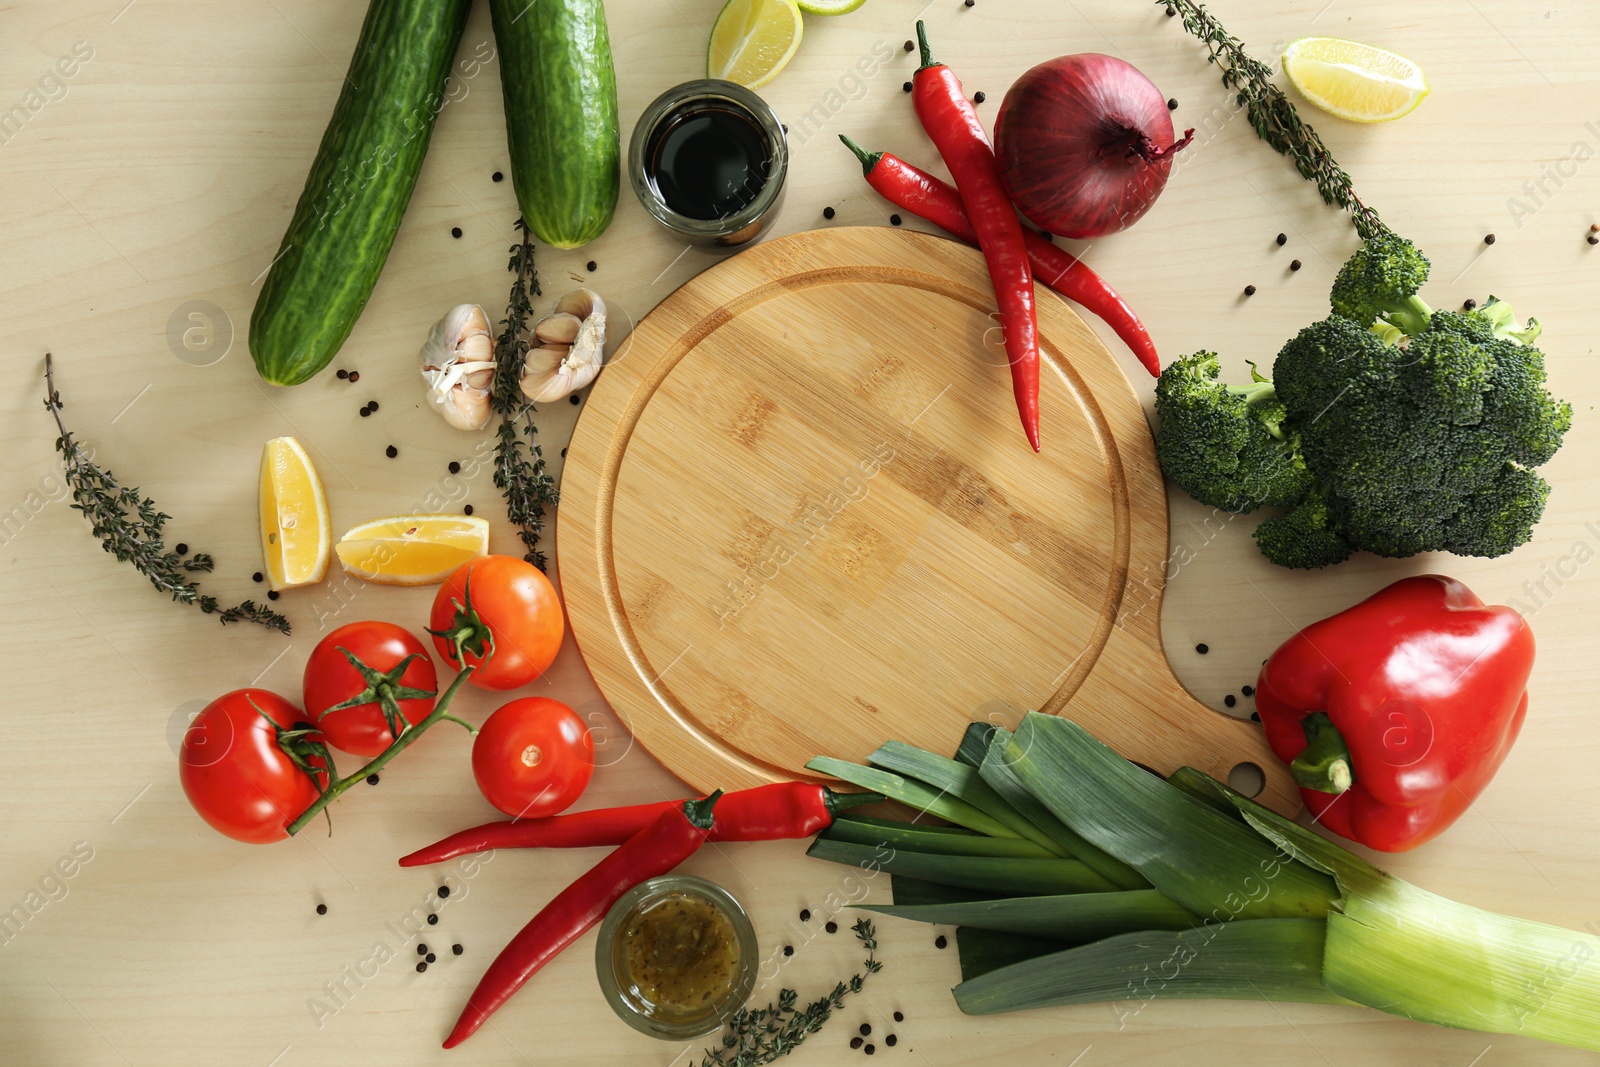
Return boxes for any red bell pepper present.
[1255,575,1534,852]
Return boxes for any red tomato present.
[429,556,564,691]
[304,621,438,756]
[178,689,328,844]
[472,698,594,817]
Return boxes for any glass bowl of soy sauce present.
[629,80,788,248]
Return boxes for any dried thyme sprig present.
[43,354,291,634]
[490,219,559,571]
[698,918,882,1067]
[1159,0,1390,241]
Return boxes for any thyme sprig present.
[698,918,882,1067]
[43,354,291,634]
[490,219,559,571]
[1160,0,1390,241]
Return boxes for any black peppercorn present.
[893,1011,904,1022]
[452,944,463,955]
[1224,694,1237,708]
[337,369,349,380]
[886,1034,898,1047]
[438,885,450,898]
[492,171,503,182]
[316,903,327,915]
[1589,235,1599,245]
[1196,643,1209,654]
[889,214,902,226]
[1250,710,1262,722]
[451,227,463,239]
[860,1024,871,1036]
[367,401,379,412]
[934,935,948,949]
[448,461,461,474]
[175,543,188,555]
[902,81,912,93]
[826,921,838,934]
[426,953,436,963]
[904,40,914,52]
[418,944,428,956]
[416,962,427,973]
[385,445,398,458]
[1290,259,1302,271]
[366,774,379,786]
[851,1038,864,1050]
[569,394,581,405]
[864,1044,875,1055]
[267,590,280,601]
[973,91,986,104]
[427,913,438,925]
[1484,233,1496,245]
[1276,233,1287,246]
[252,572,263,583]
[359,407,371,417]
[1241,684,1255,696]
[463,504,474,516]
[587,260,597,272]
[823,206,835,220]
[964,0,975,6]
[1167,98,1178,110]
[1463,298,1478,310]
[1243,285,1256,296]
[560,447,568,458]
[783,945,794,957]
[800,908,811,921]
[347,371,360,383]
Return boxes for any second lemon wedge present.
[334,514,490,586]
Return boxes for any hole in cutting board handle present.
[1227,762,1265,798]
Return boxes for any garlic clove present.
[534,312,582,345]
[421,303,497,431]
[520,289,607,404]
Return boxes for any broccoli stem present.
[1383,295,1433,337]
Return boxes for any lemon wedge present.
[1282,37,1429,123]
[796,0,865,13]
[334,514,490,586]
[708,0,803,89]
[259,436,329,591]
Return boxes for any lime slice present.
[796,0,866,13]
[708,0,803,89]
[1282,37,1429,123]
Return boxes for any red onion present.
[994,54,1193,240]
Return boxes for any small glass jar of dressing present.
[596,874,758,1039]
[628,80,788,249]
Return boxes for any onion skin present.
[995,54,1193,240]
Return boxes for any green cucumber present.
[250,0,470,387]
[490,0,619,248]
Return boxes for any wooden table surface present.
[3,2,1598,1065]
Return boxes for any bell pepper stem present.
[1290,712,1354,794]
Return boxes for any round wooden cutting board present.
[558,227,1298,815]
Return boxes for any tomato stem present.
[286,664,478,837]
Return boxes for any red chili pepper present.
[442,791,722,1048]
[399,782,879,867]
[839,135,1160,378]
[1255,576,1535,852]
[912,20,1041,451]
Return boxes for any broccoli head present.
[1153,351,1311,513]
[1253,494,1353,570]
[1272,302,1570,561]
[1329,232,1433,336]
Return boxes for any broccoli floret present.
[1153,351,1311,513]
[1253,494,1353,570]
[1329,232,1433,335]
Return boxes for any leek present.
[825,815,1056,859]
[804,756,1021,839]
[868,740,1068,857]
[956,927,1072,981]
[860,888,1199,941]
[806,838,1118,895]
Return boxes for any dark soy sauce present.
[646,104,770,221]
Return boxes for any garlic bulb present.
[421,304,497,431]
[521,289,606,404]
